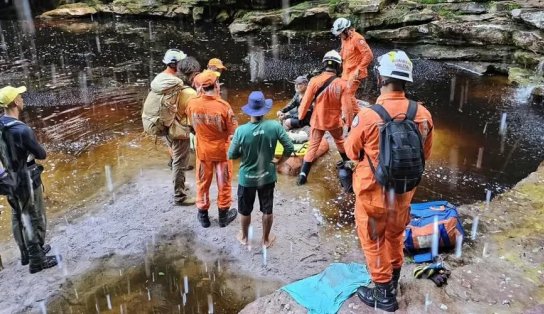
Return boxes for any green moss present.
[507,2,522,10]
[438,8,455,19]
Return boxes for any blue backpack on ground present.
[404,201,465,263]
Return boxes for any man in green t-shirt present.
[228,91,294,248]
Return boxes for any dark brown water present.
[0,16,543,312]
[47,249,280,314]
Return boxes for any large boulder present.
[228,21,259,34]
[429,20,514,45]
[512,30,544,54]
[368,20,514,46]
[360,6,437,29]
[513,50,544,69]
[347,0,388,14]
[39,3,96,19]
[405,44,514,62]
[511,9,544,30]
[432,2,488,15]
[228,2,331,35]
[508,67,544,85]
[367,24,431,42]
[96,2,193,18]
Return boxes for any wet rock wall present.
[29,0,544,101]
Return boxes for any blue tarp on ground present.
[281,262,371,314]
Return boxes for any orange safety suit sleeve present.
[341,83,358,127]
[225,106,238,136]
[354,37,373,79]
[424,130,433,159]
[417,103,434,160]
[298,78,319,121]
[344,109,369,161]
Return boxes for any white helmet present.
[331,18,351,36]
[162,48,187,65]
[375,50,413,82]
[322,50,342,65]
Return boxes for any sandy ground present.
[241,162,544,314]
[0,155,542,313]
[0,163,342,313]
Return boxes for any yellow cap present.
[0,86,26,107]
[208,58,226,70]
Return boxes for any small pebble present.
[440,304,448,311]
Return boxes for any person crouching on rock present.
[296,50,356,185]
[228,91,294,248]
[0,85,58,273]
[186,70,238,228]
[276,75,310,130]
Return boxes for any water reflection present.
[0,16,541,241]
[48,252,280,313]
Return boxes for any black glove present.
[414,263,451,287]
[428,270,450,287]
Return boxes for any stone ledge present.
[39,3,97,19]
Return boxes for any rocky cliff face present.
[39,0,544,98]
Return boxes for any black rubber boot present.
[21,250,29,266]
[29,256,58,274]
[357,281,399,312]
[392,268,401,295]
[42,244,51,254]
[218,208,237,228]
[28,245,58,274]
[197,209,211,228]
[339,152,349,162]
[297,161,313,185]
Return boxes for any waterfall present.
[536,59,544,77]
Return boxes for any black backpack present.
[0,120,21,196]
[364,100,425,194]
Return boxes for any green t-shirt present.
[228,119,294,187]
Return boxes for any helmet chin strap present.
[376,75,407,92]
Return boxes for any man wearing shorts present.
[228,91,294,247]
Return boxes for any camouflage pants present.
[8,182,47,257]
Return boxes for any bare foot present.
[263,234,276,248]
[236,231,248,246]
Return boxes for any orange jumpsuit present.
[298,71,356,163]
[186,94,238,210]
[340,31,373,121]
[344,91,433,283]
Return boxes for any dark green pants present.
[169,138,191,203]
[8,183,47,258]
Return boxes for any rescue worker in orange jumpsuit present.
[331,18,373,122]
[344,50,433,312]
[296,50,356,185]
[186,70,238,228]
[207,58,229,99]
